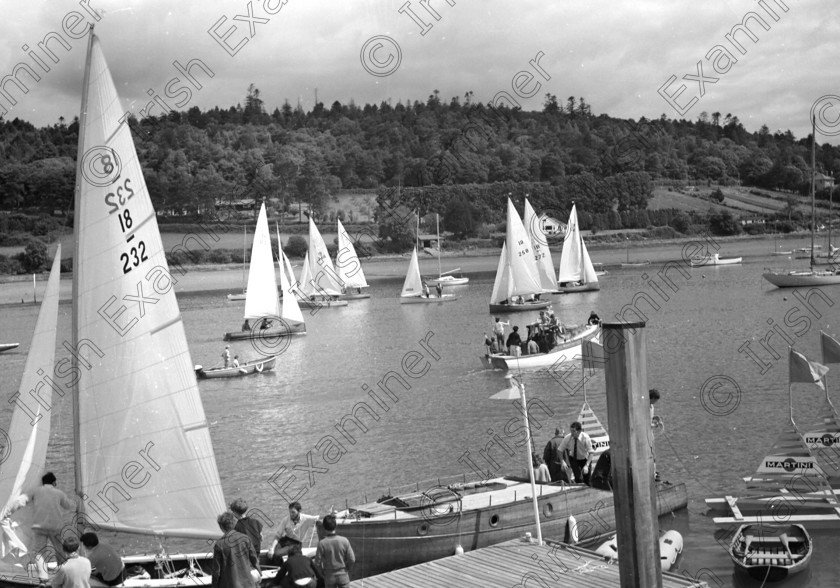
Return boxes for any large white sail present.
[557,204,598,286]
[505,199,543,297]
[0,248,62,563]
[244,203,281,320]
[523,198,557,291]
[336,219,368,289]
[401,248,423,298]
[277,228,304,325]
[299,251,312,294]
[72,33,224,538]
[489,242,509,305]
[302,217,343,296]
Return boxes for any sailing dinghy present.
[555,204,600,293]
[298,218,348,308]
[336,219,371,300]
[0,30,283,585]
[224,203,305,339]
[488,199,551,313]
[522,198,557,293]
[426,214,469,287]
[400,248,457,304]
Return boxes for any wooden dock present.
[349,537,707,588]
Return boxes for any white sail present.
[558,204,598,286]
[523,198,557,291]
[302,217,343,296]
[244,203,281,320]
[277,228,304,325]
[336,219,368,289]
[0,248,62,563]
[489,242,510,305]
[299,251,312,294]
[401,248,424,298]
[72,33,224,538]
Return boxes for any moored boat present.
[729,524,812,582]
[0,343,19,353]
[485,323,600,370]
[594,530,683,572]
[427,213,470,288]
[336,218,371,299]
[400,248,457,304]
[195,355,277,379]
[689,253,742,267]
[326,476,687,579]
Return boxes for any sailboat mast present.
[437,213,441,278]
[810,115,816,268]
[72,27,96,503]
[242,226,246,290]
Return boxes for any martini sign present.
[803,431,840,449]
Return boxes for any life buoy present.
[255,362,264,373]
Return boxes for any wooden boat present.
[400,248,457,304]
[195,355,277,379]
[554,204,600,293]
[223,204,305,339]
[522,199,557,292]
[594,530,683,571]
[489,199,550,313]
[729,524,812,581]
[0,31,286,586]
[485,324,600,370]
[336,218,371,299]
[689,253,742,267]
[764,118,840,287]
[326,476,687,579]
[0,343,19,353]
[298,297,349,308]
[426,213,470,288]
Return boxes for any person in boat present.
[435,282,443,297]
[315,514,355,588]
[589,449,612,491]
[538,311,549,326]
[211,511,258,588]
[273,543,319,588]
[493,317,509,350]
[543,428,569,483]
[3,471,77,581]
[51,537,92,588]
[483,333,499,355]
[261,318,272,330]
[222,345,231,368]
[506,326,522,357]
[233,355,240,368]
[530,454,551,484]
[587,311,601,326]
[423,283,430,298]
[80,532,125,587]
[559,422,594,484]
[229,498,263,560]
[526,336,539,355]
[242,319,251,332]
[269,502,320,562]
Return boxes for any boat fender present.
[255,362,263,373]
[564,515,579,545]
[659,530,683,572]
[454,544,464,555]
[595,534,618,559]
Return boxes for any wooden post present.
[602,321,661,588]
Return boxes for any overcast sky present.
[2,0,838,144]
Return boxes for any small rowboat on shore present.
[195,355,277,379]
[729,524,812,582]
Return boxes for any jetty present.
[349,537,707,588]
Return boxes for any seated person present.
[242,319,251,332]
[526,338,539,355]
[232,355,240,368]
[589,449,612,491]
[529,455,551,484]
[273,544,319,588]
[587,311,601,326]
[80,532,124,586]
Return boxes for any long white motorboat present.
[484,323,600,369]
[0,30,283,586]
[689,253,742,267]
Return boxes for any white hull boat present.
[690,253,742,267]
[485,324,600,369]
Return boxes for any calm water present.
[2,246,839,586]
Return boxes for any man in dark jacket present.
[542,428,568,482]
[506,326,522,356]
[273,544,319,588]
[212,511,258,588]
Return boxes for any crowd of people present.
[0,473,356,588]
[484,310,601,357]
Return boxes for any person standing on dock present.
[560,422,594,484]
[542,428,568,483]
[269,502,320,562]
[315,514,355,588]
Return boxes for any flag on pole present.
[789,349,829,389]
[821,331,840,365]
[581,339,607,371]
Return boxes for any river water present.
[1,240,839,587]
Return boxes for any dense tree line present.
[2,88,839,221]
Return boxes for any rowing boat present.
[729,524,812,581]
[195,355,277,379]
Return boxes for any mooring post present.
[602,321,661,588]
